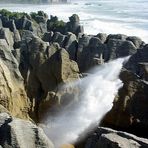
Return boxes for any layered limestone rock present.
[0,28,14,48]
[77,36,105,72]
[102,69,148,137]
[1,11,148,148]
[25,36,80,120]
[0,39,30,119]
[0,112,54,148]
[125,44,148,81]
[65,14,84,36]
[77,127,148,148]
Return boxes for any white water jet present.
[43,57,127,148]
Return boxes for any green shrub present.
[0,9,28,19]
[47,15,66,33]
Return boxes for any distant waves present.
[1,0,148,42]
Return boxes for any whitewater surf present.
[42,57,128,147]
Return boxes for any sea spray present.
[43,57,128,147]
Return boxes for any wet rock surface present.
[76,127,148,148]
[0,112,54,148]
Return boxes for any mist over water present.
[43,58,127,147]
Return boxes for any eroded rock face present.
[0,39,30,119]
[25,36,80,120]
[126,36,145,49]
[0,28,14,48]
[0,112,54,148]
[77,36,105,72]
[65,14,84,36]
[0,19,2,28]
[79,127,148,148]
[105,39,137,61]
[1,12,148,147]
[125,44,148,81]
[102,70,148,137]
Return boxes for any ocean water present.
[0,0,148,42]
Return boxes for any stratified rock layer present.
[82,127,148,148]
[0,37,30,120]
[0,112,54,148]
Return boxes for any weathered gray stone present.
[65,32,78,60]
[27,37,80,120]
[107,34,127,41]
[0,28,14,47]
[0,39,30,119]
[52,32,66,47]
[66,14,84,36]
[106,39,137,60]
[102,69,148,137]
[95,33,107,43]
[77,36,104,72]
[124,44,148,80]
[0,18,2,28]
[126,36,145,48]
[84,127,148,148]
[0,113,54,148]
[42,31,54,42]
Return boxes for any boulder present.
[106,39,137,61]
[37,11,48,18]
[9,19,16,32]
[0,16,9,28]
[107,34,127,41]
[0,18,2,27]
[33,11,48,24]
[35,16,47,23]
[35,22,47,37]
[26,37,80,120]
[42,31,54,43]
[77,36,104,72]
[126,36,145,48]
[13,29,21,42]
[138,63,148,81]
[16,16,33,31]
[0,112,54,148]
[66,14,84,36]
[80,127,148,148]
[27,37,79,95]
[64,32,78,60]
[52,32,66,47]
[20,30,34,42]
[0,28,14,48]
[124,44,148,80]
[95,33,107,43]
[102,70,148,137]
[77,34,90,52]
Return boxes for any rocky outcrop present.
[0,39,30,119]
[125,44,148,81]
[0,112,54,148]
[0,28,14,48]
[77,36,104,72]
[24,36,80,120]
[1,11,148,148]
[77,33,143,72]
[65,14,84,36]
[0,18,2,28]
[105,39,137,61]
[102,69,148,137]
[77,127,148,148]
